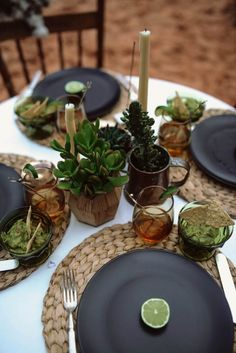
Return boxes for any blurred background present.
[0,0,236,105]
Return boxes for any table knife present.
[215,253,236,324]
[0,259,19,271]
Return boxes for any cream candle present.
[138,29,150,112]
[65,103,77,156]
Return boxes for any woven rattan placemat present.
[174,109,236,218]
[42,223,236,353]
[0,153,71,290]
[16,70,130,147]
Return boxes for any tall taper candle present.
[65,103,77,157]
[138,29,150,112]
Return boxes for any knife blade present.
[215,253,236,324]
[0,259,19,271]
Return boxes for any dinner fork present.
[63,269,78,353]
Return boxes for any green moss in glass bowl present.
[14,96,63,139]
[0,207,53,266]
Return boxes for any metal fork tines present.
[63,269,78,353]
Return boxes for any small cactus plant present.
[98,124,132,154]
[121,101,168,172]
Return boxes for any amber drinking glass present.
[21,160,65,220]
[132,186,174,244]
[158,116,191,157]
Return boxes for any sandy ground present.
[1,0,236,106]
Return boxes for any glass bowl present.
[14,95,61,139]
[178,201,234,261]
[0,207,53,266]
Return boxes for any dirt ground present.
[1,0,236,106]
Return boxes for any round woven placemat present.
[42,223,236,353]
[16,70,129,147]
[0,153,71,290]
[174,109,236,218]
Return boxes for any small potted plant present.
[98,123,132,154]
[121,101,190,201]
[50,119,129,226]
[155,92,206,156]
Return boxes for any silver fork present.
[63,269,78,353]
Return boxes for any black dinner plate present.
[76,249,234,353]
[33,67,121,121]
[190,114,236,187]
[0,163,27,221]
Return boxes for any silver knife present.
[0,259,19,271]
[215,253,236,324]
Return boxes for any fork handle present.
[68,312,77,353]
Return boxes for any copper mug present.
[125,145,190,202]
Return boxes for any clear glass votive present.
[132,185,174,245]
[56,94,86,133]
[178,201,234,261]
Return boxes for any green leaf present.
[160,186,178,200]
[23,163,38,178]
[108,174,129,186]
[154,105,174,117]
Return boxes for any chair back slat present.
[57,33,65,70]
[36,39,46,74]
[15,40,30,83]
[0,0,104,98]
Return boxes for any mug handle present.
[169,157,190,187]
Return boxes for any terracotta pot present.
[68,187,122,226]
[125,146,190,202]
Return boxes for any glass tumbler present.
[132,185,174,244]
[21,160,65,220]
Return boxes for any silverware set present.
[62,269,78,353]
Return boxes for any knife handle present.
[215,253,236,323]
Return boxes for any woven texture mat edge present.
[0,153,71,290]
[42,222,236,353]
[175,108,236,218]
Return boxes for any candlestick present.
[138,29,150,112]
[65,103,76,156]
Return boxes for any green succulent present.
[98,124,132,153]
[155,92,206,122]
[50,119,129,197]
[121,101,168,172]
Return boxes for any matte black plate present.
[0,163,26,221]
[190,115,236,187]
[76,249,234,353]
[33,67,121,120]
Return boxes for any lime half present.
[141,298,170,329]
[64,81,85,94]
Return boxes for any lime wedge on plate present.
[141,298,170,329]
[64,81,85,94]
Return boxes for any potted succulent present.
[121,101,190,201]
[50,119,129,226]
[98,123,133,154]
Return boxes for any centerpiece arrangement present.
[50,118,128,226]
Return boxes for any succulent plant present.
[50,119,129,197]
[98,124,132,153]
[121,101,168,172]
[155,92,206,122]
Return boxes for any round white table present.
[0,77,235,353]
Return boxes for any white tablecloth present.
[0,77,235,353]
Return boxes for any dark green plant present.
[50,119,129,197]
[155,92,206,122]
[98,124,132,153]
[121,101,168,172]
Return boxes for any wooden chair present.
[0,0,104,97]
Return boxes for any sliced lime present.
[64,81,85,94]
[141,298,170,329]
